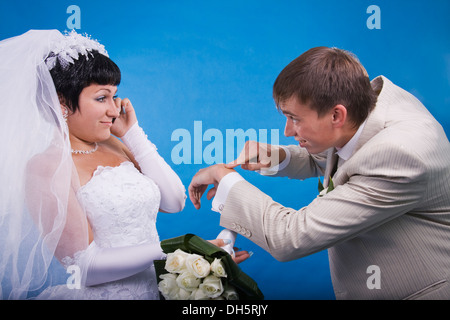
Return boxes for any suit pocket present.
[404,280,449,300]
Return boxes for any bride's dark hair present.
[49,50,121,113]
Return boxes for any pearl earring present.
[62,107,69,121]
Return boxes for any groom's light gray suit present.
[219,76,450,299]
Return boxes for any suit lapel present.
[324,148,338,188]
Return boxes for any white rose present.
[186,254,211,278]
[210,258,227,278]
[176,271,201,292]
[190,288,210,300]
[165,249,188,273]
[158,273,192,300]
[158,273,178,300]
[199,275,224,298]
[171,287,191,300]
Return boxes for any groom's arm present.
[210,145,327,214]
[196,168,327,259]
[217,143,428,262]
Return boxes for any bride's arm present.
[111,98,186,213]
[80,241,166,287]
[120,122,186,213]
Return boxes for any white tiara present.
[45,30,109,70]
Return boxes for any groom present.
[188,47,450,299]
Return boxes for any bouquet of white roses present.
[154,234,264,300]
[158,249,237,300]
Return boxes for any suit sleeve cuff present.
[212,172,244,213]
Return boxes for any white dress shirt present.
[335,120,367,167]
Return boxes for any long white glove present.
[81,230,236,287]
[121,122,186,213]
[81,241,166,287]
[216,229,237,257]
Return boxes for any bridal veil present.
[0,30,89,299]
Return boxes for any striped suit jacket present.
[219,76,450,299]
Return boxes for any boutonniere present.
[318,177,334,197]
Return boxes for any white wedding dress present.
[37,161,162,300]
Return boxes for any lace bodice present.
[36,161,163,299]
[77,161,161,248]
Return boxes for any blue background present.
[1,0,449,300]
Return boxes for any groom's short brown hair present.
[273,47,377,128]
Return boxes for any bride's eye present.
[96,96,106,102]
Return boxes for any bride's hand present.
[208,239,251,264]
[188,164,235,209]
[111,97,138,137]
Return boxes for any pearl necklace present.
[71,142,98,155]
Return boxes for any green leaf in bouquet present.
[156,233,264,300]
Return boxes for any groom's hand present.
[225,141,286,171]
[188,164,235,209]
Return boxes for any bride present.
[0,30,245,300]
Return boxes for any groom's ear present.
[331,104,347,128]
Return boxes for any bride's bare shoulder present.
[102,135,139,168]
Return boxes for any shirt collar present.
[335,120,367,161]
